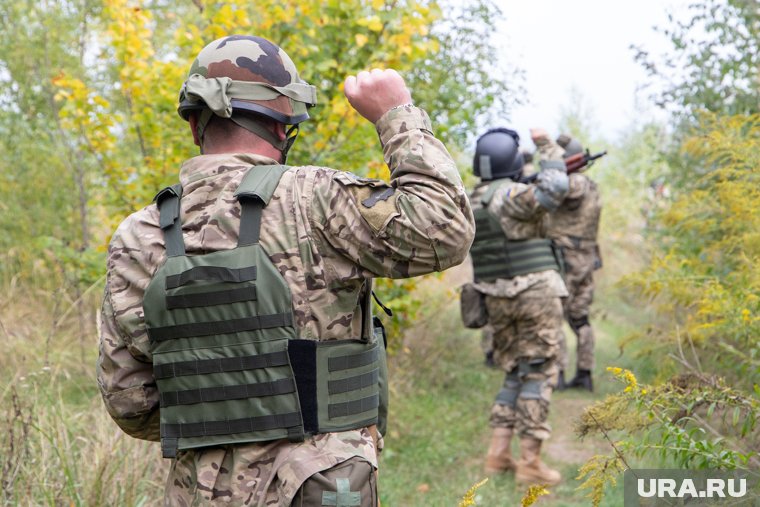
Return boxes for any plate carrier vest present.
[143,165,388,458]
[470,180,563,283]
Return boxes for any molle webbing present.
[153,350,290,379]
[159,377,297,407]
[148,312,293,342]
[165,266,257,289]
[471,203,561,282]
[161,413,303,439]
[165,286,257,310]
[144,165,386,458]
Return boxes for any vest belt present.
[158,337,383,458]
[472,238,561,282]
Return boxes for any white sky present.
[493,0,692,143]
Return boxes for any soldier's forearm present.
[375,105,474,273]
[534,136,566,162]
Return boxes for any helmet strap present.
[230,114,299,163]
[197,109,215,154]
[281,124,299,163]
[196,109,300,161]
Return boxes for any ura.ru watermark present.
[624,469,759,505]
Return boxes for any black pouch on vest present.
[460,283,488,329]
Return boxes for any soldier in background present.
[479,150,536,369]
[468,128,568,486]
[547,134,603,391]
[96,35,474,506]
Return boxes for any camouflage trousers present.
[558,246,597,371]
[485,294,563,441]
[164,429,378,506]
[481,325,494,355]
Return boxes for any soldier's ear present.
[188,113,201,147]
[274,121,287,142]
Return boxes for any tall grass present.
[0,286,164,506]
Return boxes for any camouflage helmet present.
[178,35,317,155]
[473,128,524,181]
[556,134,583,157]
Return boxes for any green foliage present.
[0,0,102,288]
[577,368,759,506]
[0,0,518,341]
[576,455,625,507]
[624,114,760,387]
[374,277,425,352]
[633,0,760,119]
[579,113,760,504]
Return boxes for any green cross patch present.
[321,478,361,506]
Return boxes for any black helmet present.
[556,134,583,157]
[473,128,524,181]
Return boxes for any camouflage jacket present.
[470,136,568,299]
[546,172,601,249]
[96,105,474,505]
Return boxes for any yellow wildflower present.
[458,478,488,507]
[521,484,550,506]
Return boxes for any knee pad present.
[517,358,547,377]
[495,368,520,408]
[569,315,590,333]
[518,378,545,400]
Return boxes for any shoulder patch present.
[362,187,395,208]
[332,172,400,233]
[350,185,400,234]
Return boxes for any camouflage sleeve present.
[487,181,545,224]
[97,289,160,440]
[566,172,589,200]
[96,215,160,441]
[310,105,475,278]
[534,134,566,161]
[530,135,569,211]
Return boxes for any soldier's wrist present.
[375,105,431,145]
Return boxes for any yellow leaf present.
[367,16,383,32]
[355,34,368,47]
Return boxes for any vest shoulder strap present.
[479,179,511,207]
[234,164,291,205]
[234,165,291,247]
[154,183,185,257]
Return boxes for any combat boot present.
[568,369,593,391]
[484,350,496,368]
[484,428,516,474]
[515,437,561,486]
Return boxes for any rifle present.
[520,149,607,184]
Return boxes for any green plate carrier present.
[471,182,563,283]
[143,165,388,458]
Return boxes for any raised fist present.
[344,69,413,124]
[530,128,550,146]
